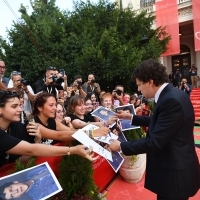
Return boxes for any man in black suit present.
[109,59,200,200]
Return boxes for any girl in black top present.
[67,95,117,129]
[0,90,97,167]
[32,92,109,143]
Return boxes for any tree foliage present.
[0,0,170,92]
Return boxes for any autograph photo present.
[110,122,127,143]
[103,144,124,173]
[115,104,140,131]
[91,106,115,122]
[0,162,62,200]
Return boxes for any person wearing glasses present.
[34,66,64,98]
[0,59,10,87]
[7,71,35,115]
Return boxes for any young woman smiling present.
[32,92,109,144]
[0,90,97,167]
[66,95,117,129]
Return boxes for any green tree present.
[0,0,169,92]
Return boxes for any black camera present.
[115,89,122,96]
[182,81,186,85]
[76,81,82,87]
[91,79,96,84]
[20,78,29,86]
[52,75,64,84]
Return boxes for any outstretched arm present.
[7,141,97,161]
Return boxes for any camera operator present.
[179,78,192,96]
[69,75,87,98]
[189,64,198,88]
[112,85,127,107]
[82,74,101,99]
[8,71,35,114]
[34,66,64,98]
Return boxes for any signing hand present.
[115,110,132,120]
[109,139,121,152]
[106,116,118,126]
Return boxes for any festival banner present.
[192,0,200,52]
[155,0,179,56]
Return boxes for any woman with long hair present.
[0,90,97,167]
[32,92,109,143]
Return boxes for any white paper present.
[72,129,113,161]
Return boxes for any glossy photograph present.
[0,162,62,200]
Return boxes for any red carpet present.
[105,147,200,200]
[105,89,200,199]
[106,89,200,200]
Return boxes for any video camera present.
[20,78,30,86]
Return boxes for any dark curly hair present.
[0,182,13,200]
[132,59,169,86]
[32,92,56,115]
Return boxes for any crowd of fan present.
[0,59,149,126]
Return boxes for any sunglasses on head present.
[11,71,21,76]
[47,66,57,70]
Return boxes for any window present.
[140,0,155,8]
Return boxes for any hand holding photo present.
[115,104,140,131]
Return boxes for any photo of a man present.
[0,163,62,200]
[115,105,140,131]
[103,144,124,172]
[110,123,127,142]
[91,106,115,121]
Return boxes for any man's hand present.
[115,110,132,120]
[106,116,118,126]
[109,139,121,152]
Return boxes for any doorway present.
[171,45,191,84]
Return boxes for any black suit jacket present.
[121,84,200,198]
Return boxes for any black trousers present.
[157,195,189,200]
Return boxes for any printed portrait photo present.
[110,122,127,143]
[115,104,140,131]
[91,106,115,122]
[0,162,62,200]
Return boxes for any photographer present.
[179,78,192,96]
[112,85,127,107]
[82,74,101,99]
[189,64,198,88]
[68,75,87,98]
[8,71,35,114]
[34,66,64,98]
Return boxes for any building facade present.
[118,0,200,83]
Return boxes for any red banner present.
[192,0,200,52]
[155,0,179,56]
